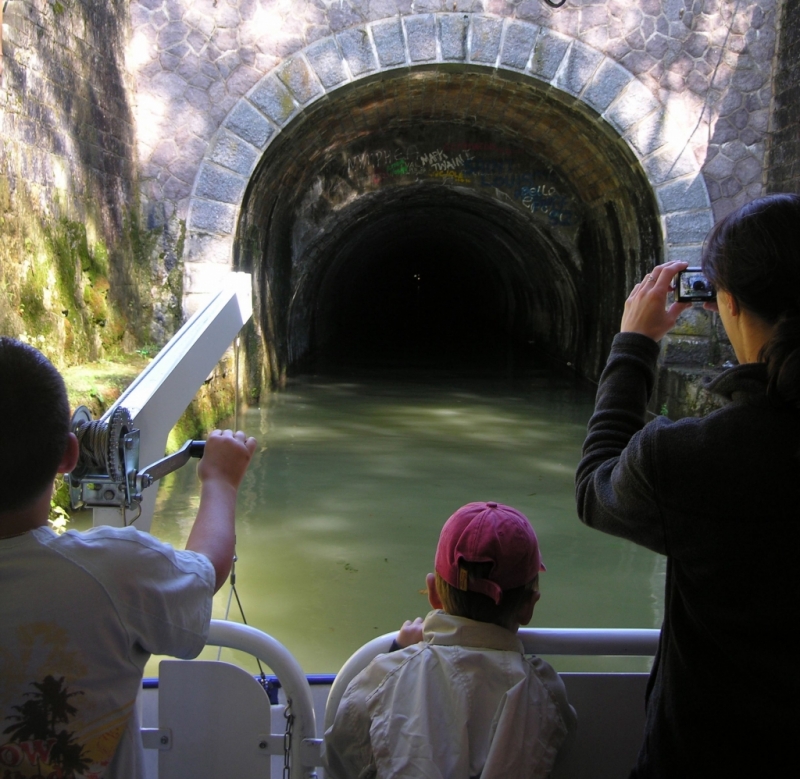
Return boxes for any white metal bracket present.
[141,728,172,751]
[301,738,323,767]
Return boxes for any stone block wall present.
[130,0,779,240]
[0,0,794,399]
[767,0,800,193]
[127,0,782,393]
[0,0,178,366]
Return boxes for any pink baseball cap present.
[435,501,545,605]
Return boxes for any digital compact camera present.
[675,268,715,302]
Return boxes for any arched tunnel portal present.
[234,67,662,385]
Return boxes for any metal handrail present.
[520,627,660,656]
[323,626,660,735]
[206,620,320,776]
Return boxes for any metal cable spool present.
[71,406,133,482]
[69,406,203,512]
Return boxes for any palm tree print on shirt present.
[3,675,90,777]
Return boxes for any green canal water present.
[86,369,664,676]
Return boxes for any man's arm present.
[185,429,256,592]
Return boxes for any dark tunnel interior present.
[310,205,540,373]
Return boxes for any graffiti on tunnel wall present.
[343,144,576,227]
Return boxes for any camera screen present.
[677,269,715,301]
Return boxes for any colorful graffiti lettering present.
[429,170,472,184]
[518,185,558,198]
[347,148,406,176]
[387,160,409,175]
[519,188,574,226]
[344,148,574,225]
[349,147,475,178]
[418,149,474,171]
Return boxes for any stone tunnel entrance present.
[234,67,662,385]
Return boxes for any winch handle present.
[138,440,205,489]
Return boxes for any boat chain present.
[221,551,295,773]
[283,701,294,779]
[228,336,294,775]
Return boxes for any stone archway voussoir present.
[184,13,715,310]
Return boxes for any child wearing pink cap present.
[325,501,576,779]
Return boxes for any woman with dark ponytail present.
[702,193,800,408]
[576,193,800,778]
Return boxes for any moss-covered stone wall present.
[0,0,181,367]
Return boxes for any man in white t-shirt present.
[0,336,256,778]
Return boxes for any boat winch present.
[68,405,204,511]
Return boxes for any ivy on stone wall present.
[0,178,174,367]
[0,0,183,366]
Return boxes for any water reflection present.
[147,372,665,675]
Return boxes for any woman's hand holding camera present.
[621,261,692,343]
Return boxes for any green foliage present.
[1,202,172,366]
[135,343,159,358]
[125,209,160,271]
[49,476,72,534]
[36,218,129,359]
[48,504,70,535]
[19,264,50,328]
[0,156,181,365]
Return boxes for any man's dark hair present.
[0,337,71,512]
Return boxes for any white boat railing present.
[145,622,660,779]
[207,620,320,770]
[323,626,660,736]
[146,620,320,779]
[520,626,660,655]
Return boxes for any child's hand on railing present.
[396,617,424,648]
